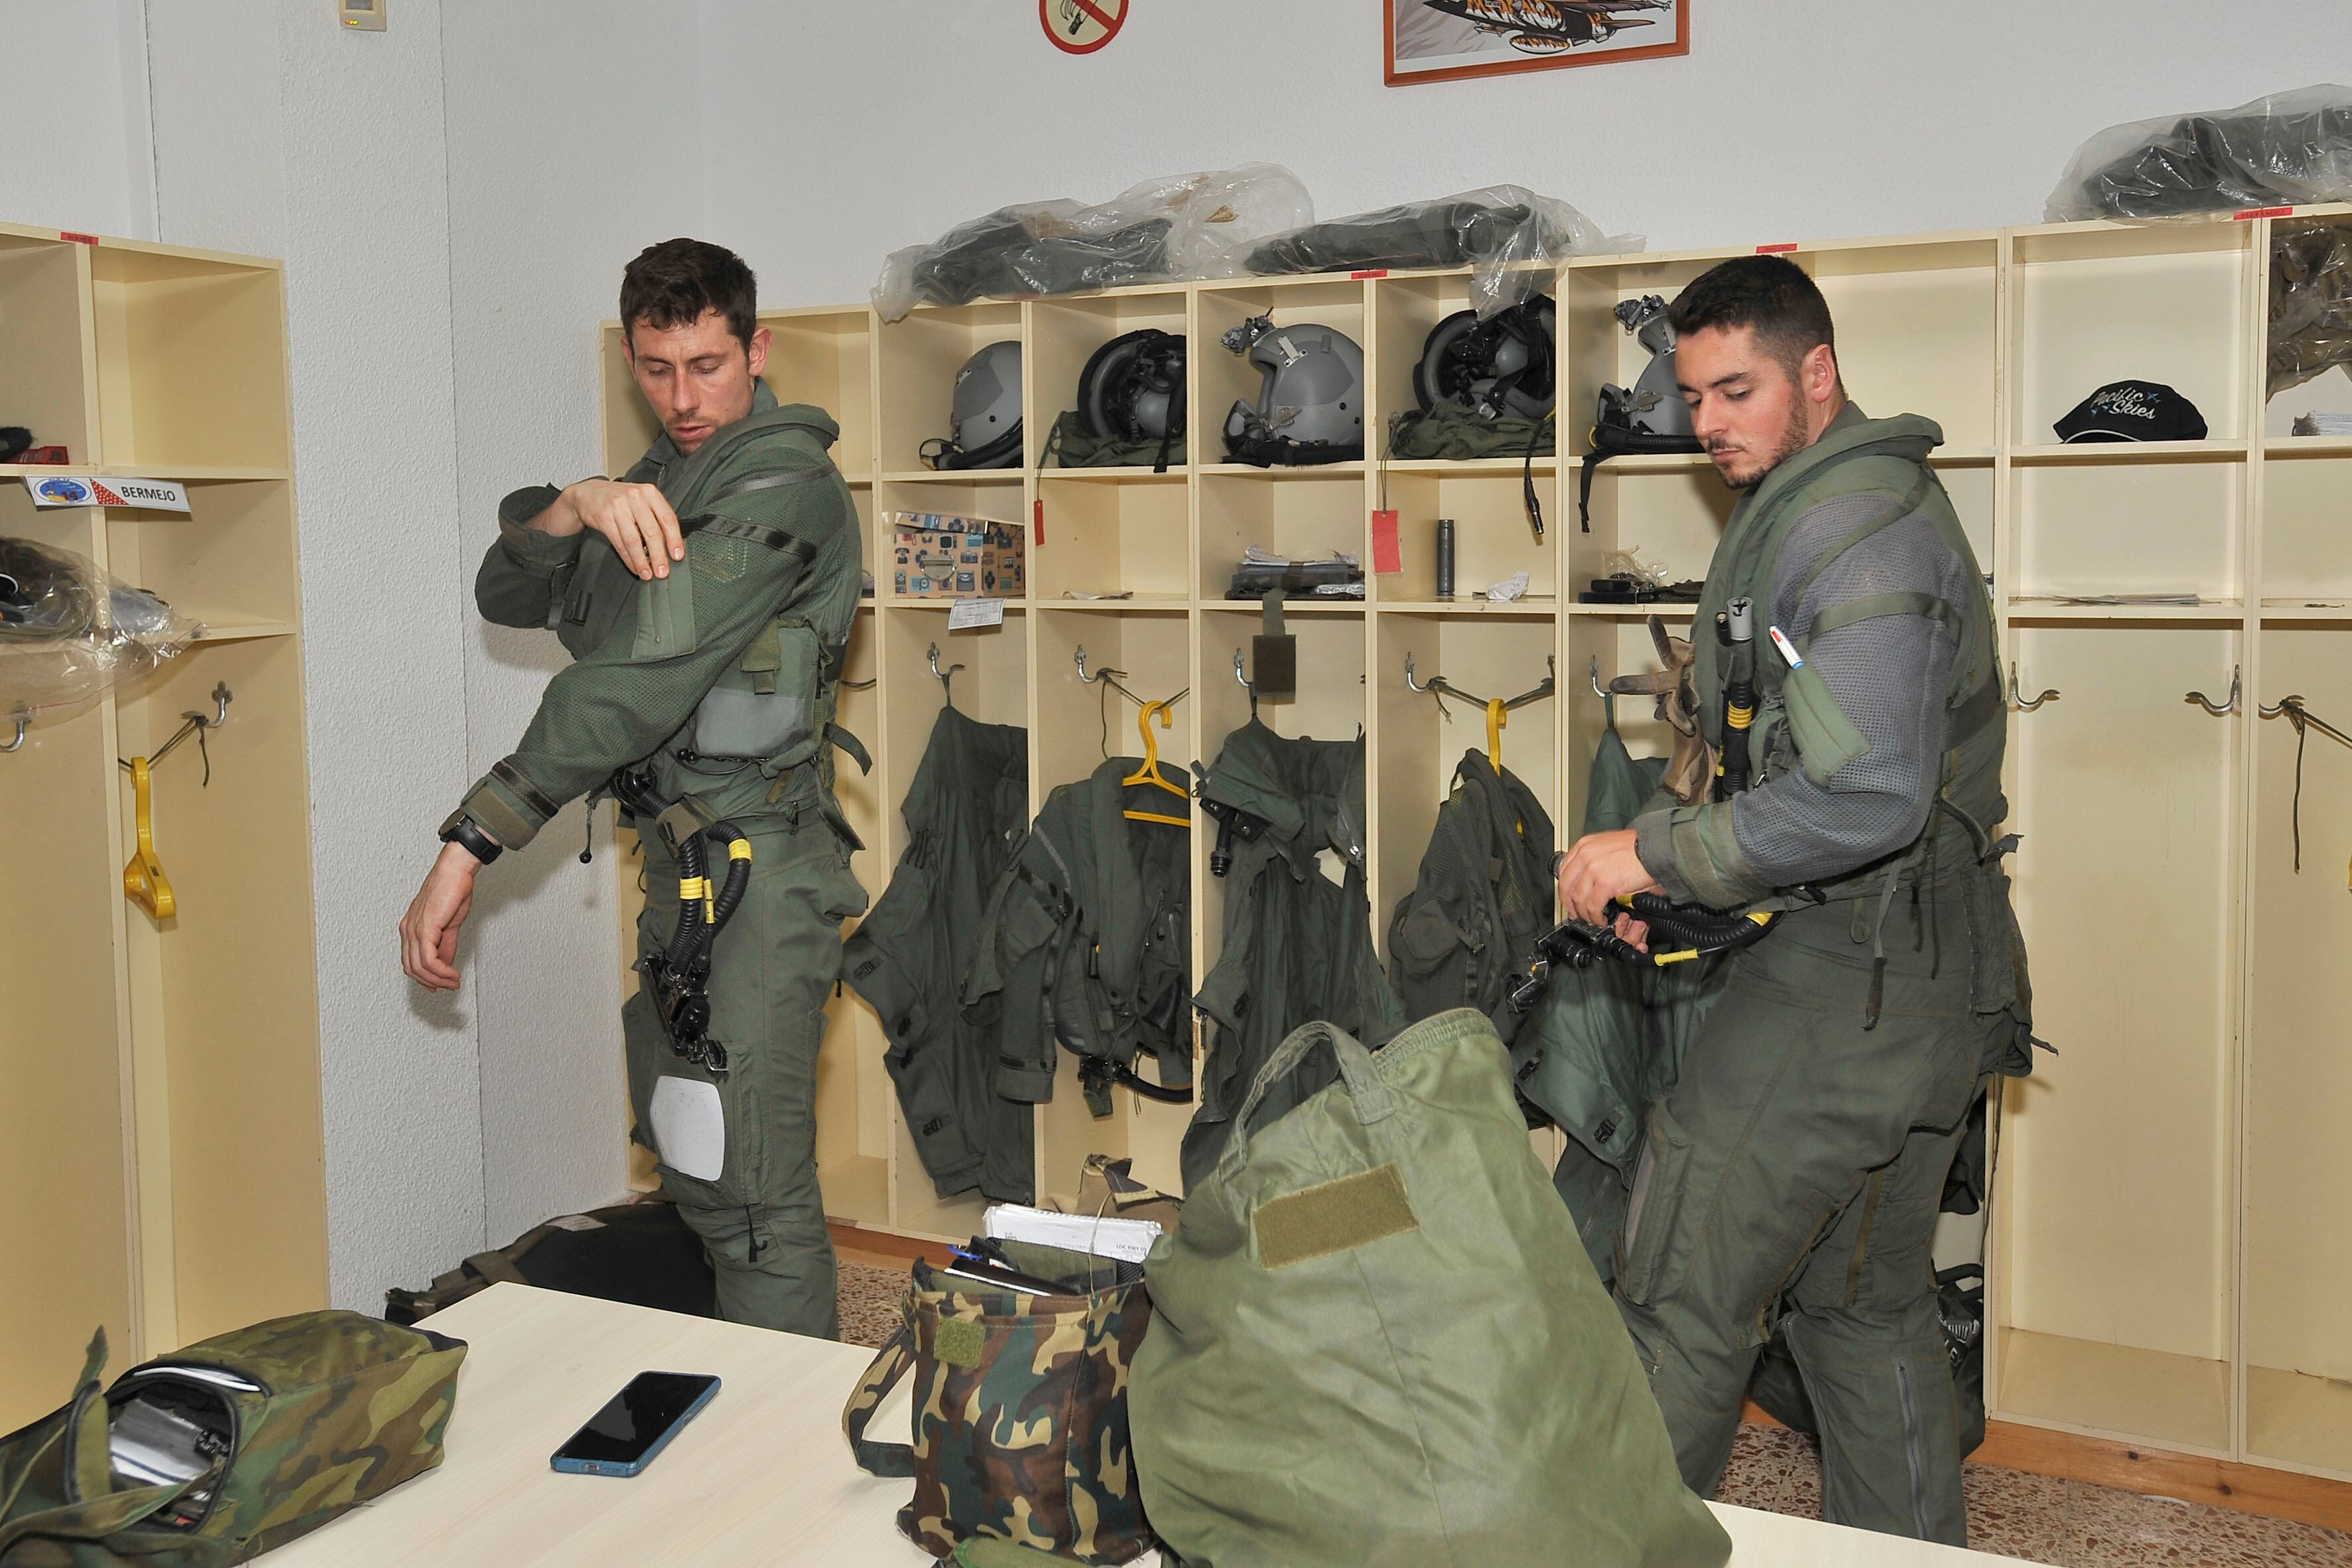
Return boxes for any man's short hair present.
[621,238,758,352]
[1667,255,1837,383]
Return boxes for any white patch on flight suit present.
[650,1076,726,1180]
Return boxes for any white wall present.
[703,1,2352,306]
[11,0,2352,1316]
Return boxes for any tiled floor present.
[834,1260,2352,1564]
[1718,1421,2352,1566]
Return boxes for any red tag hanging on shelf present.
[1371,510,1402,575]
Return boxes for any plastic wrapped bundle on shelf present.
[872,163,1313,321]
[0,537,200,715]
[2271,218,2352,398]
[1245,185,1636,317]
[2047,83,2352,220]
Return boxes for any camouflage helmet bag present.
[0,1310,465,1566]
[840,1241,1154,1564]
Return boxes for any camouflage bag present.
[840,1241,1154,1563]
[0,1312,465,1565]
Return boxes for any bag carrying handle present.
[1217,1022,1393,1180]
[840,1287,919,1480]
[0,1329,196,1556]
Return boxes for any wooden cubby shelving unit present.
[595,204,2352,1497]
[0,222,325,1431]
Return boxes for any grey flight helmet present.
[1220,313,1366,467]
[923,339,1024,470]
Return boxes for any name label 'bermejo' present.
[21,475,193,512]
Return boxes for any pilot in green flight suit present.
[400,238,865,1336]
[1555,257,2033,1545]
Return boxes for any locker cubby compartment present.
[1368,270,1562,448]
[1788,236,2001,457]
[1559,249,1737,453]
[2009,222,2252,449]
[1027,289,1190,472]
[1569,463,1737,597]
[2257,450,2352,606]
[1197,469,1368,603]
[1375,471,1557,604]
[2262,214,2352,442]
[761,306,875,476]
[874,479,1029,605]
[1993,623,2241,1456]
[1193,605,1367,994]
[1193,278,1370,469]
[90,246,290,474]
[1369,610,1561,949]
[1032,473,1189,603]
[815,609,892,1229]
[98,479,299,637]
[597,321,663,467]
[876,300,1024,478]
[1561,610,1701,833]
[2244,623,2352,1475]
[0,232,93,469]
[2009,457,2243,607]
[877,603,1031,770]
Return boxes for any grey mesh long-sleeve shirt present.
[1634,481,1976,906]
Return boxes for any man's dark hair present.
[1667,255,1838,384]
[620,238,758,352]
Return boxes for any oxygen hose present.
[609,767,753,1074]
[1507,890,1780,1014]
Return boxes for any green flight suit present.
[457,381,866,1338]
[1614,409,2034,1545]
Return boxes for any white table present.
[270,1284,2033,1565]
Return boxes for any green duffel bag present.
[1129,1011,1731,1568]
[0,1313,465,1565]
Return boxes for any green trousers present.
[1613,895,1990,1546]
[623,812,866,1337]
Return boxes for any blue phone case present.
[550,1374,721,1477]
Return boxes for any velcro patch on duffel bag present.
[1253,1162,1418,1269]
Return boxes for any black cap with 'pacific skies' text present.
[2054,380,2209,443]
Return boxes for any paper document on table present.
[984,1203,1163,1263]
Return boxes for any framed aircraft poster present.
[1386,0,1688,85]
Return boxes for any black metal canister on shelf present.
[1435,517,1456,599]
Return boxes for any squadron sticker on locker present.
[23,475,191,512]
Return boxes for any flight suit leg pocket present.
[1616,1100,1697,1308]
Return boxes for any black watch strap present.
[440,814,504,866]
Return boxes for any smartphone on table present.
[550,1371,720,1476]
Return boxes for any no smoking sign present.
[1041,0,1127,53]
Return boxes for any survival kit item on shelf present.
[384,1193,716,1326]
[1219,311,1366,467]
[1226,546,1364,599]
[1048,329,1187,471]
[872,163,1312,322]
[2271,219,2352,400]
[1575,546,1701,605]
[1184,724,1403,1188]
[2047,82,2352,221]
[0,1312,465,1563]
[1579,293,1703,530]
[1244,184,1630,318]
[1129,1013,1733,1568]
[0,536,200,716]
[921,341,1024,471]
[2052,380,2209,443]
[842,1239,1156,1565]
[889,511,1026,599]
[846,706,1036,1204]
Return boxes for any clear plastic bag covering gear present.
[1245,185,1636,317]
[2271,219,2352,399]
[2047,84,2352,221]
[872,163,1313,322]
[0,536,199,714]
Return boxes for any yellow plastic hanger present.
[1485,698,1508,775]
[122,757,177,919]
[1124,700,1190,827]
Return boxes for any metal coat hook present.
[1076,645,1184,714]
[2,709,27,754]
[1403,652,1555,724]
[2185,666,2240,717]
[1233,648,1257,720]
[2008,663,2060,712]
[1589,656,1608,700]
[927,643,964,709]
[118,682,234,787]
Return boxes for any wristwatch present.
[439,813,504,866]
